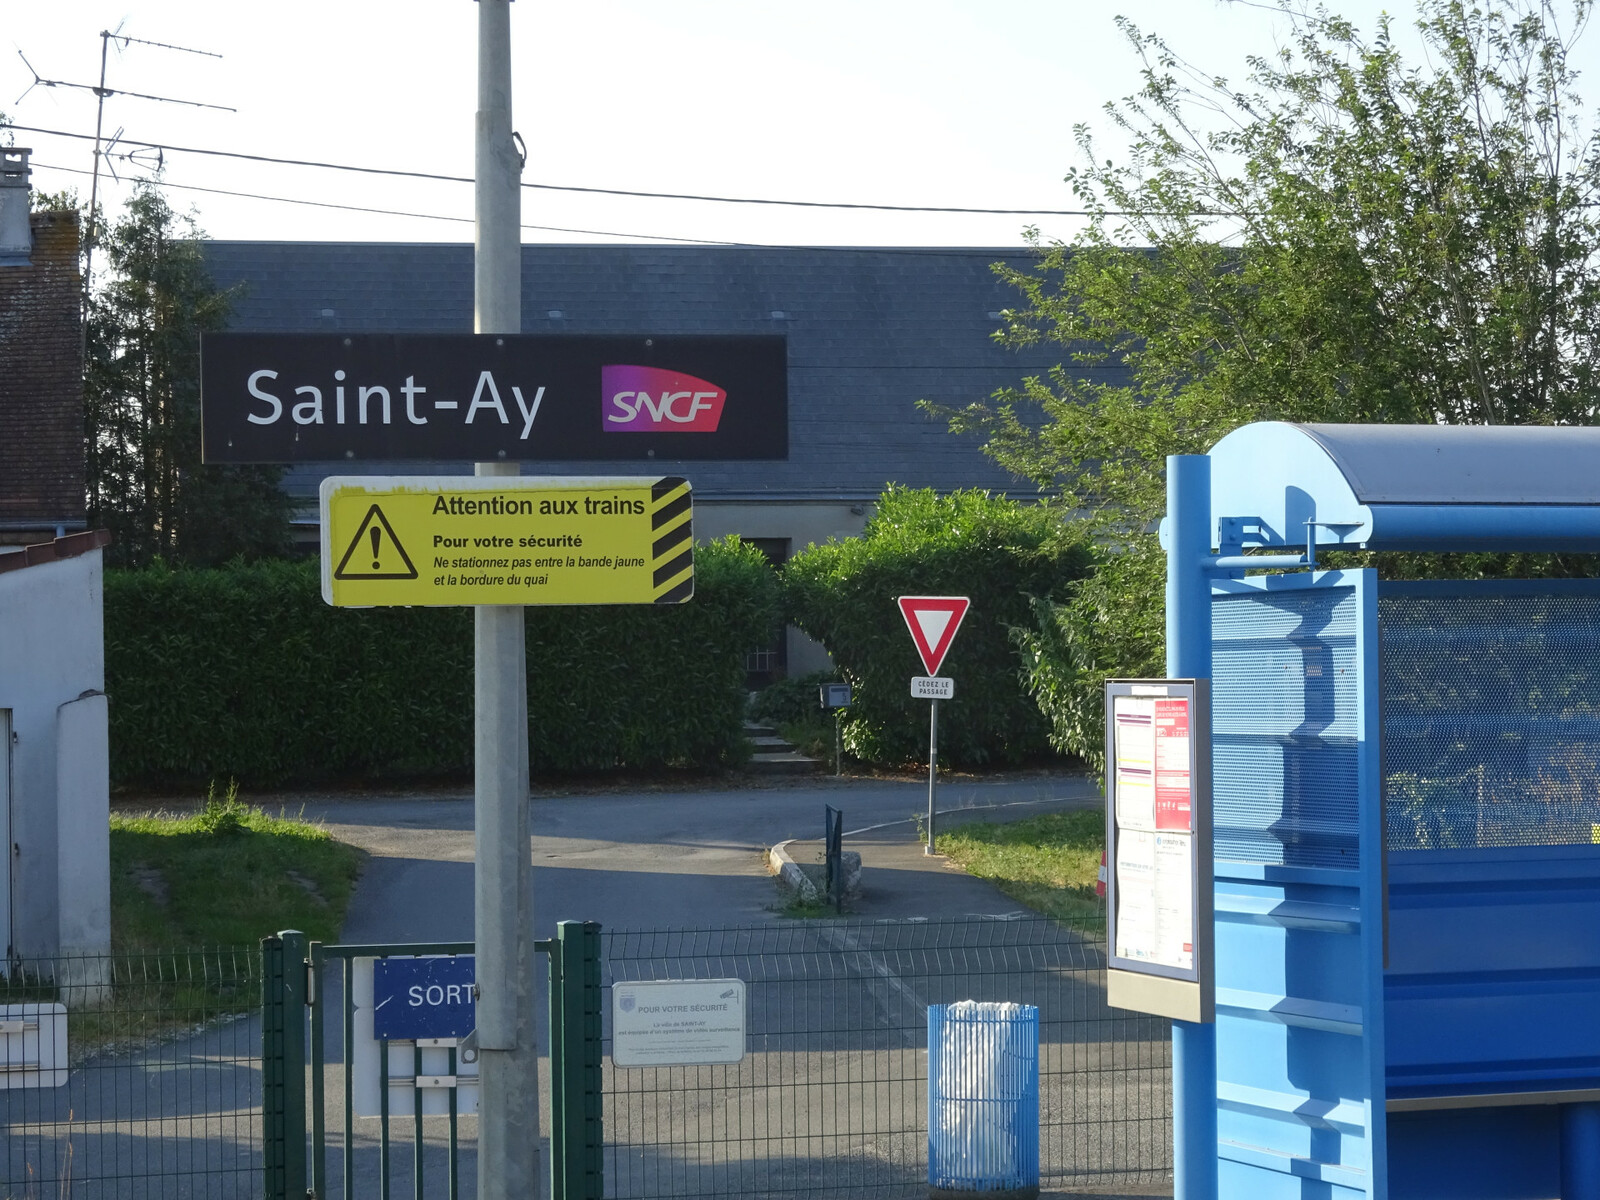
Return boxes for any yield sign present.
[897,595,971,677]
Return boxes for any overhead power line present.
[5,122,1128,218]
[32,159,1049,255]
[33,160,741,245]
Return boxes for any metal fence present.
[1,919,1172,1200]
[0,946,261,1199]
[601,916,1172,1199]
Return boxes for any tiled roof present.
[201,243,1124,502]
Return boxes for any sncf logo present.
[602,365,725,432]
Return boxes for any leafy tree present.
[934,0,1600,765]
[86,182,290,566]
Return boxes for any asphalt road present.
[300,770,1105,940]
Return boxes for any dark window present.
[741,538,789,689]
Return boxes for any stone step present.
[748,750,824,775]
[747,735,795,750]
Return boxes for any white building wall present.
[0,547,107,961]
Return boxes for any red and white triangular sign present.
[897,595,971,677]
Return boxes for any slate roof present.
[201,242,1123,506]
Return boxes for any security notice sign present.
[612,979,746,1068]
[319,475,693,607]
[1104,679,1213,1023]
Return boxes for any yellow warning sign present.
[319,476,693,608]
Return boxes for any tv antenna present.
[15,27,233,296]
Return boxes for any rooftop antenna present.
[16,28,232,300]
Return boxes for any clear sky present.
[3,1,1592,247]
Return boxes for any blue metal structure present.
[1163,423,1600,1199]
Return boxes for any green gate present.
[262,922,603,1200]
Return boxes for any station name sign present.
[200,333,787,463]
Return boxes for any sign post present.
[472,6,532,1196]
[897,596,970,855]
[820,683,851,776]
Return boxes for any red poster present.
[1153,697,1192,832]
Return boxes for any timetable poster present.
[1112,692,1196,972]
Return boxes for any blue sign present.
[372,956,475,1040]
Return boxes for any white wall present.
[0,549,107,962]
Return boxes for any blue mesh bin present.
[927,1001,1040,1198]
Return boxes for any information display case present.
[1103,678,1213,1023]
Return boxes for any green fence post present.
[577,921,603,1200]
[554,921,604,1200]
[262,929,309,1200]
[547,934,567,1200]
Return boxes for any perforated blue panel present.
[1380,583,1600,850]
[1212,587,1361,869]
[1210,573,1386,1200]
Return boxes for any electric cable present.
[31,160,1063,254]
[5,121,1224,219]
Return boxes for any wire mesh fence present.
[0,946,262,1199]
[602,916,1172,1199]
[0,921,1173,1200]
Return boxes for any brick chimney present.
[0,147,31,266]
[0,147,85,542]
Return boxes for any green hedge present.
[104,537,779,788]
[783,487,1092,768]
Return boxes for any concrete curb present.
[767,840,863,904]
[766,839,820,903]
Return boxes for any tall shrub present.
[784,488,1091,767]
[103,537,777,787]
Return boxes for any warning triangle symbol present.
[333,504,419,580]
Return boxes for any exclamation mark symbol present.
[371,526,382,570]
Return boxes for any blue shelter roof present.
[1209,422,1600,552]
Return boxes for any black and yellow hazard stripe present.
[650,477,694,603]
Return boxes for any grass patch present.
[936,809,1106,934]
[775,894,843,919]
[0,784,367,1065]
[110,782,366,950]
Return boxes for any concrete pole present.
[473,3,535,1198]
[1165,455,1216,1200]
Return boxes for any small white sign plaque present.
[612,979,746,1067]
[910,676,955,700]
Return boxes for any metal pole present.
[925,698,938,854]
[835,711,842,777]
[1166,455,1216,1200]
[82,31,110,310]
[474,3,534,1199]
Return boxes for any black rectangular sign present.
[200,333,788,463]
